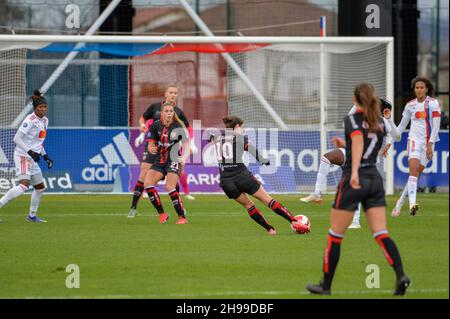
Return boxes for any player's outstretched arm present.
[245,141,270,165]
[395,106,412,137]
[331,136,346,148]
[382,108,401,141]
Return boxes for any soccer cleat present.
[127,208,138,218]
[26,215,47,223]
[159,213,170,224]
[175,216,188,224]
[409,204,420,216]
[268,228,277,236]
[394,275,411,296]
[348,223,361,229]
[391,208,401,217]
[184,195,196,200]
[300,193,323,203]
[306,282,331,295]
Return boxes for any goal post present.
[0,35,394,195]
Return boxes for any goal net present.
[0,36,393,194]
[228,42,390,192]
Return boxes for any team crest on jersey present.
[415,111,427,119]
[23,123,28,128]
[39,130,46,139]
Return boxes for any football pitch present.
[0,193,448,299]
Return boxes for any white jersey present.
[15,112,49,157]
[399,96,441,144]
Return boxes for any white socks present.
[0,185,45,218]
[29,189,45,217]
[0,184,28,208]
[395,184,409,210]
[314,156,331,196]
[407,176,418,209]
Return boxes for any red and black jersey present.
[142,102,190,128]
[147,119,189,165]
[210,132,269,179]
[342,111,387,171]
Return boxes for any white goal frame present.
[0,35,395,195]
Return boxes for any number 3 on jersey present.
[214,141,234,161]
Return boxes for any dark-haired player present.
[391,76,441,217]
[306,83,410,296]
[301,98,398,229]
[0,90,53,223]
[209,116,310,235]
[128,84,196,218]
[143,103,190,225]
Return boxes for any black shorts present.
[142,149,157,164]
[150,161,181,176]
[332,168,386,212]
[220,171,261,199]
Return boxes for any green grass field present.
[0,193,448,299]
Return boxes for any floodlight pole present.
[11,0,122,128]
[178,0,288,130]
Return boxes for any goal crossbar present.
[0,35,394,45]
[0,34,395,195]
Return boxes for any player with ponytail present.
[141,103,191,225]
[209,116,310,235]
[307,83,410,296]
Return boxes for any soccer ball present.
[291,214,311,234]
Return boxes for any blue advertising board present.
[393,131,449,188]
[0,128,448,193]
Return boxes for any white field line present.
[3,288,447,299]
[0,213,448,218]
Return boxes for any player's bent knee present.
[166,185,176,192]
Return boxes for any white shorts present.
[407,139,429,167]
[14,151,44,185]
[338,148,346,165]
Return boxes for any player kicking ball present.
[0,90,53,223]
[209,116,310,235]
